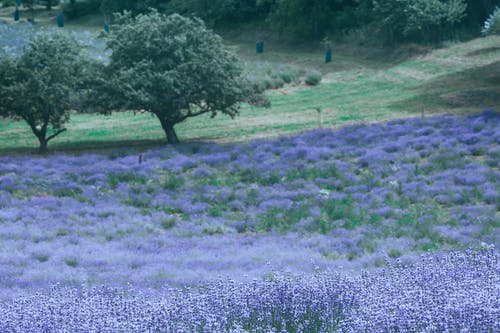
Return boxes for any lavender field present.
[0,111,499,331]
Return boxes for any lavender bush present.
[0,248,497,332]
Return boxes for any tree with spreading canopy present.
[91,10,267,144]
[0,32,89,153]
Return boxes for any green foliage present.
[304,70,322,86]
[370,0,468,43]
[53,187,83,198]
[166,0,260,26]
[260,0,358,38]
[34,254,50,262]
[46,0,499,42]
[257,205,310,232]
[107,172,147,189]
[317,197,366,232]
[2,0,15,8]
[64,258,79,267]
[0,33,91,153]
[160,217,177,230]
[58,0,262,25]
[104,0,170,15]
[202,225,230,235]
[63,0,101,19]
[482,6,500,35]
[90,10,265,144]
[162,174,185,190]
[388,249,402,258]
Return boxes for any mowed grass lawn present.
[0,34,499,153]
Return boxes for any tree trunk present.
[164,124,179,144]
[157,115,179,144]
[47,0,52,10]
[38,137,48,154]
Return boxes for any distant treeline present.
[66,0,500,42]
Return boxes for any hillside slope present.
[0,19,499,153]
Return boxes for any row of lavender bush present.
[0,111,499,294]
[0,248,497,332]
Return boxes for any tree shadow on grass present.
[0,136,241,157]
[391,60,500,115]
[0,138,170,156]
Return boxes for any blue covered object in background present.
[256,40,264,54]
[57,14,64,28]
[325,47,332,63]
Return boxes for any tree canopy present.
[0,32,88,153]
[92,10,266,144]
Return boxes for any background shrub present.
[304,70,322,86]
[245,62,301,92]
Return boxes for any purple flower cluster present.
[0,248,497,332]
[342,247,499,332]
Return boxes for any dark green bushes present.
[57,0,500,44]
[369,0,468,43]
[63,0,100,19]
[482,6,500,35]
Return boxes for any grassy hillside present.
[0,14,499,153]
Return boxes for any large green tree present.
[0,33,89,153]
[92,10,266,144]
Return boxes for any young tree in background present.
[0,33,89,153]
[91,10,267,144]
